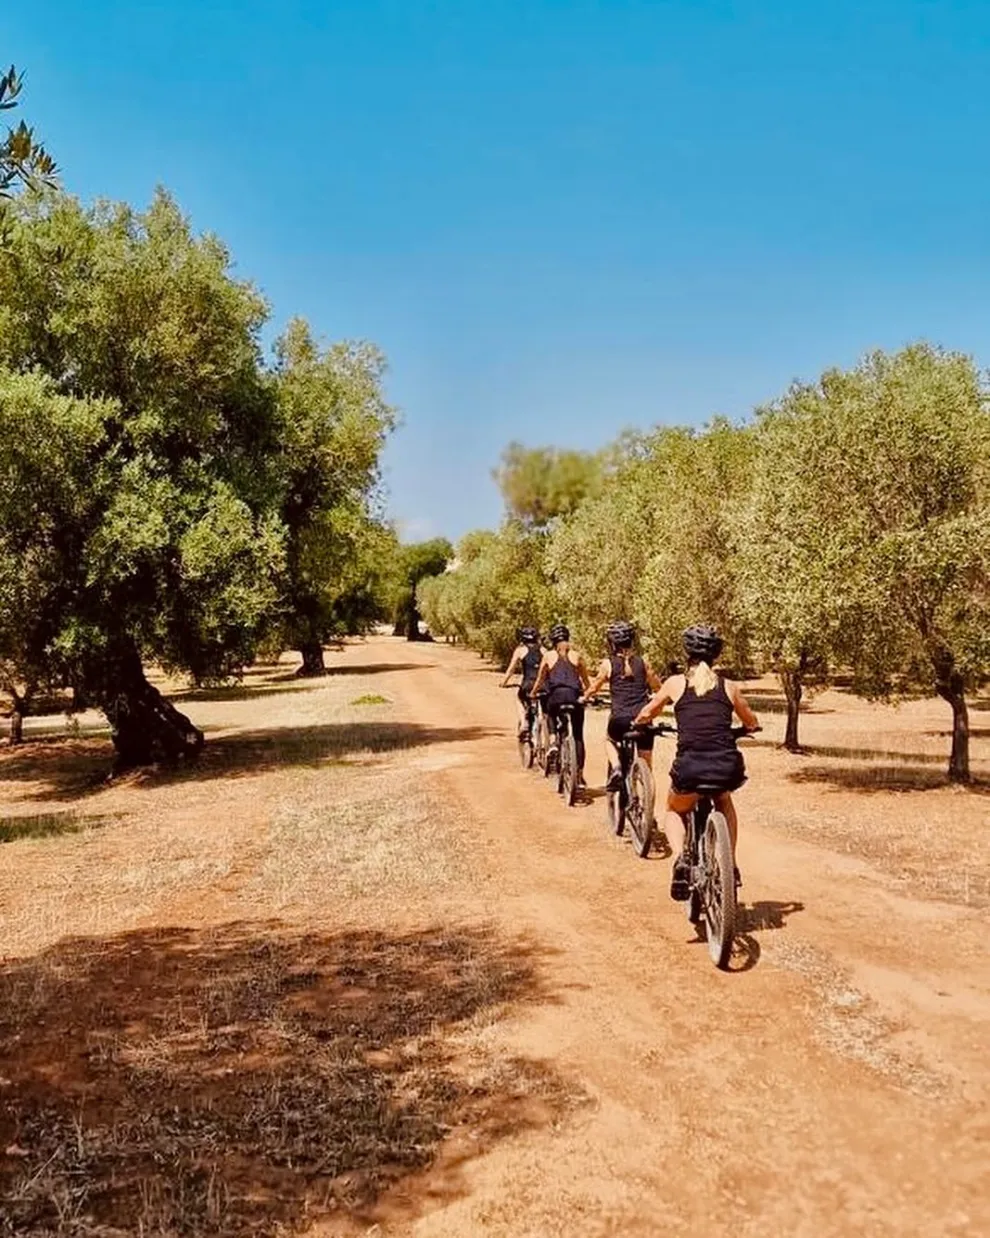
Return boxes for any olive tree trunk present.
[93,639,203,771]
[296,639,327,677]
[936,670,970,784]
[8,689,25,744]
[778,664,804,752]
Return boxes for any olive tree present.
[272,318,396,675]
[0,192,284,767]
[744,345,990,779]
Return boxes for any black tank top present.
[674,675,735,755]
[547,651,581,700]
[520,644,542,689]
[610,655,649,718]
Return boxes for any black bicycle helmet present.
[682,624,723,662]
[548,623,570,645]
[518,626,540,644]
[606,620,635,650]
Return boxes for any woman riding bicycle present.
[530,623,591,785]
[500,626,544,739]
[582,620,662,791]
[634,624,759,900]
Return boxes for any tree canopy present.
[0,189,395,762]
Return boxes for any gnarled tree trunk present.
[935,668,970,784]
[779,653,807,753]
[9,689,25,744]
[92,639,203,772]
[296,640,327,677]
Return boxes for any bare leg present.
[605,737,620,786]
[664,809,685,856]
[715,792,738,858]
[515,698,527,735]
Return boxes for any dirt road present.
[1,635,988,1236]
[356,638,988,1238]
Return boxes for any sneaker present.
[670,857,691,901]
[606,768,624,794]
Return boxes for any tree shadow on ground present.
[0,722,498,803]
[168,664,425,704]
[0,921,578,1237]
[741,688,834,716]
[787,763,990,794]
[798,742,950,766]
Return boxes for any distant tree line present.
[418,349,990,784]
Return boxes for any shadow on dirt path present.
[0,722,500,802]
[0,922,578,1236]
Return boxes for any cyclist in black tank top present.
[582,621,661,792]
[634,625,759,898]
[501,626,544,738]
[530,623,591,783]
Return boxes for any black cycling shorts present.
[518,684,543,706]
[670,749,746,795]
[608,716,655,751]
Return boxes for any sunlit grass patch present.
[351,693,389,706]
[0,811,114,845]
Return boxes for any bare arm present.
[644,658,663,692]
[500,646,523,688]
[582,657,610,701]
[633,674,681,725]
[576,653,592,692]
[728,681,760,731]
[530,654,551,698]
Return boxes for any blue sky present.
[6,1,990,539]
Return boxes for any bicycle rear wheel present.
[702,811,737,968]
[561,733,578,805]
[627,758,655,858]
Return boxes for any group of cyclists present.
[502,620,759,900]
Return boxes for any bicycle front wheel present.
[627,758,655,858]
[702,811,737,968]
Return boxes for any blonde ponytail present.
[687,660,718,697]
[622,651,633,678]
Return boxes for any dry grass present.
[739,682,990,908]
[0,923,577,1237]
[763,937,945,1098]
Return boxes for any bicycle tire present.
[518,732,533,768]
[703,811,737,968]
[627,758,656,858]
[606,765,625,835]
[562,733,578,805]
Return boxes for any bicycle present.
[549,702,580,806]
[606,722,667,859]
[667,724,758,969]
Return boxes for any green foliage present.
[0,190,284,742]
[548,420,754,667]
[0,65,57,201]
[388,538,454,639]
[273,317,396,655]
[740,344,990,771]
[493,442,602,528]
[418,523,557,662]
